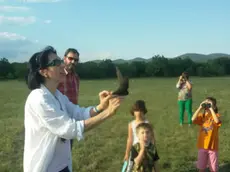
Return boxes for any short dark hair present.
[64,48,79,56]
[25,46,57,90]
[130,100,147,116]
[206,96,218,113]
[136,122,153,135]
[182,72,189,80]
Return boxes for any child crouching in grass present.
[192,97,221,172]
[127,123,160,172]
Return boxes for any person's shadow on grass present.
[219,163,230,172]
[184,162,230,172]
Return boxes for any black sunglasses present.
[45,58,63,67]
[67,56,79,62]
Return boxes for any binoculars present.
[201,103,211,109]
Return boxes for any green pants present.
[178,99,192,124]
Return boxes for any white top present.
[131,120,149,145]
[23,84,92,172]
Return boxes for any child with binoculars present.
[192,97,221,172]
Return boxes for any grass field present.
[1,77,230,172]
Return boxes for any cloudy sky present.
[0,0,230,62]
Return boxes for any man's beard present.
[67,63,75,72]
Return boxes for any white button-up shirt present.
[23,84,92,172]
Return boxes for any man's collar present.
[64,67,76,75]
[40,84,58,97]
[64,68,69,75]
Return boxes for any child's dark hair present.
[136,122,153,135]
[25,46,57,90]
[206,96,218,113]
[182,72,189,80]
[130,100,147,116]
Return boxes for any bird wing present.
[115,66,124,83]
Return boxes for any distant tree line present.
[1,55,230,80]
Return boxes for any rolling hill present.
[90,53,230,64]
[177,53,230,62]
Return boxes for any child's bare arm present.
[185,80,192,90]
[192,105,202,122]
[210,108,220,123]
[124,123,133,160]
[134,140,146,166]
[134,149,145,166]
[176,76,183,88]
[192,100,209,122]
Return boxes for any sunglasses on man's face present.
[46,58,63,67]
[67,56,79,62]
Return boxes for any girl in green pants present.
[176,72,193,126]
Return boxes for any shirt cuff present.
[84,106,94,119]
[76,120,85,141]
[76,106,93,140]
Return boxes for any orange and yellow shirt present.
[193,112,221,151]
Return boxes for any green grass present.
[1,77,230,172]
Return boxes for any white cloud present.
[0,32,42,62]
[0,15,36,25]
[0,32,26,40]
[0,5,30,12]
[44,19,51,24]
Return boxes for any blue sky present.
[0,0,230,62]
